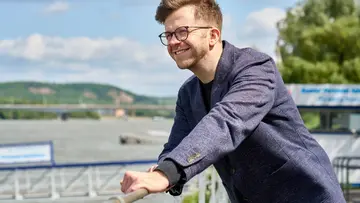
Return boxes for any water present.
[0,118,173,163]
[0,118,182,203]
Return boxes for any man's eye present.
[165,33,172,39]
[177,30,187,35]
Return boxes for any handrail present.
[0,159,158,171]
[102,188,149,203]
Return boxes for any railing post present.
[210,168,216,203]
[198,172,206,203]
[51,168,59,200]
[25,170,30,192]
[60,168,65,190]
[14,169,23,200]
[95,166,101,190]
[346,158,351,201]
[88,167,97,197]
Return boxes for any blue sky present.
[0,0,299,97]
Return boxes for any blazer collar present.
[209,40,235,108]
[213,40,235,85]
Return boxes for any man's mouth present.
[174,48,190,55]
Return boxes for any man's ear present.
[209,28,221,46]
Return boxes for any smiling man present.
[119,0,346,202]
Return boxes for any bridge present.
[0,104,176,120]
[0,104,175,111]
[0,104,175,113]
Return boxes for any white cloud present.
[0,34,192,97]
[243,8,285,37]
[43,1,69,14]
[0,34,171,66]
[221,13,236,42]
[221,8,285,61]
[241,8,285,60]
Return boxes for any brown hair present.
[155,0,223,31]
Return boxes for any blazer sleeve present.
[158,88,192,163]
[163,58,277,182]
[157,89,192,196]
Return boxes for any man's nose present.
[168,34,181,46]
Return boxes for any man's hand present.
[120,170,169,194]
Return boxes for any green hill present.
[0,81,176,105]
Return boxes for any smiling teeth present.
[175,49,188,55]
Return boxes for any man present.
[120,0,346,202]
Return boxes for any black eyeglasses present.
[158,26,212,46]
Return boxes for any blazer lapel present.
[191,40,235,121]
[210,40,234,108]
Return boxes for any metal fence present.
[0,160,229,203]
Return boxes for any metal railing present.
[0,160,229,203]
[0,160,157,200]
[333,156,360,202]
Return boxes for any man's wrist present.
[154,160,182,186]
[152,170,170,188]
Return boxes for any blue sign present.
[286,84,360,106]
[0,141,55,165]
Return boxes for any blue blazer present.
[158,41,346,203]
